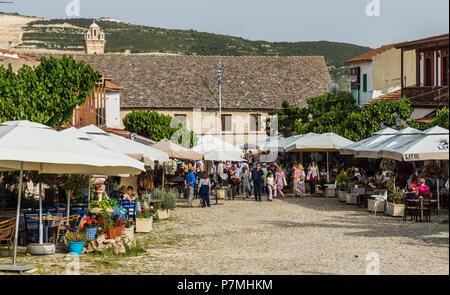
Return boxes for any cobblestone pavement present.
[1,196,448,275]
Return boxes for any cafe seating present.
[24,212,41,245]
[0,217,16,257]
[50,214,80,244]
[120,200,137,223]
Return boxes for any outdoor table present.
[31,216,62,243]
[406,198,437,222]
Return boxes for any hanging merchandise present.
[138,171,154,191]
[164,159,178,175]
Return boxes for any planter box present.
[325,187,336,198]
[345,193,357,204]
[337,191,346,202]
[136,217,153,233]
[386,202,405,217]
[368,199,385,212]
[124,227,135,240]
[157,209,171,220]
[217,190,226,199]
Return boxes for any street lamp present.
[394,117,402,129]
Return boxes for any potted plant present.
[136,206,155,233]
[336,171,347,202]
[216,186,226,199]
[345,185,357,205]
[65,231,87,255]
[123,219,135,240]
[385,181,405,217]
[105,220,117,239]
[84,216,98,241]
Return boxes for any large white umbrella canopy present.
[379,126,449,161]
[151,139,203,160]
[340,127,397,155]
[240,136,281,150]
[203,150,247,162]
[285,133,354,152]
[68,125,169,164]
[0,120,145,270]
[191,134,242,157]
[354,127,424,159]
[263,134,305,152]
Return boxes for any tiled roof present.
[105,81,124,90]
[345,44,395,64]
[395,33,449,48]
[0,49,40,62]
[45,54,331,111]
[365,90,402,105]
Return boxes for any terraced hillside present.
[18,18,371,66]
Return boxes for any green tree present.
[0,55,100,127]
[123,110,197,148]
[270,93,413,142]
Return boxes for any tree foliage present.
[0,55,100,127]
[270,93,413,142]
[123,110,197,148]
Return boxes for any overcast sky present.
[2,0,448,48]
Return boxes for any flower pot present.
[106,228,117,239]
[157,209,171,220]
[136,217,153,233]
[386,202,405,217]
[325,187,336,198]
[68,241,85,255]
[124,227,135,240]
[217,190,226,199]
[85,226,98,241]
[345,193,357,204]
[368,198,385,212]
[337,191,346,202]
[120,226,125,235]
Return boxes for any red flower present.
[119,221,124,227]
[131,221,135,225]
[87,220,92,225]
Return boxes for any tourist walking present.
[185,167,196,207]
[241,167,252,198]
[252,163,264,202]
[308,161,320,196]
[266,171,275,201]
[297,164,306,196]
[198,172,211,207]
[228,168,240,200]
[275,166,286,199]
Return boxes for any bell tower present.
[84,19,106,55]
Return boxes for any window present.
[221,115,232,132]
[174,114,186,123]
[250,114,261,132]
[362,74,368,92]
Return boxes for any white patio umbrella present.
[68,125,169,164]
[378,126,449,161]
[354,127,424,159]
[340,127,397,155]
[285,133,354,182]
[263,134,305,152]
[191,134,243,155]
[240,136,281,150]
[0,120,145,272]
[203,150,247,162]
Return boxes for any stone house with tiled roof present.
[65,54,331,145]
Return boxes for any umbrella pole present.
[437,178,440,214]
[66,189,71,218]
[87,176,91,205]
[12,162,24,265]
[327,152,330,183]
[162,163,165,188]
[38,182,43,244]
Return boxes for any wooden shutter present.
[250,114,260,131]
[363,74,368,92]
[221,115,231,132]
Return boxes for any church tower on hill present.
[84,19,106,55]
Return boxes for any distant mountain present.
[18,18,372,66]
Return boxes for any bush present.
[151,188,177,210]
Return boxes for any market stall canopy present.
[378,126,449,161]
[0,121,145,175]
[354,127,424,159]
[239,136,282,150]
[150,139,203,160]
[285,133,354,152]
[65,125,169,164]
[203,150,247,162]
[263,134,305,152]
[191,135,243,156]
[340,127,397,155]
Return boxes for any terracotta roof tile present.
[105,81,124,90]
[0,49,40,62]
[345,44,395,64]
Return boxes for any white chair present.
[373,190,387,216]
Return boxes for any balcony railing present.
[402,86,449,107]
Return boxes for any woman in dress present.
[275,166,286,199]
[292,164,301,197]
[240,167,252,198]
[308,161,320,196]
[297,164,306,197]
[198,172,211,207]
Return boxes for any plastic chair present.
[373,191,387,216]
[24,213,41,245]
[0,217,16,257]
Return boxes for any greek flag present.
[218,64,222,86]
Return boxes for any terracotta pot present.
[106,228,117,239]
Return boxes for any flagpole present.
[218,60,222,139]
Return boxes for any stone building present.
[66,54,331,146]
[84,19,106,55]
